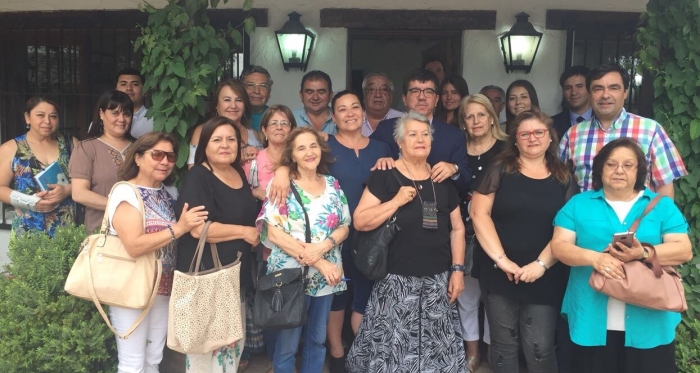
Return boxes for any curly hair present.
[277,127,333,178]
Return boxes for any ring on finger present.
[605,266,610,272]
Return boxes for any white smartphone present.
[612,231,635,249]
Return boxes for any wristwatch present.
[640,247,649,262]
[451,264,466,272]
[450,163,460,180]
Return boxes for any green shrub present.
[677,319,700,373]
[0,225,116,373]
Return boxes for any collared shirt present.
[568,107,593,125]
[554,188,688,348]
[559,108,687,192]
[293,108,337,135]
[361,108,404,137]
[250,105,269,132]
[130,106,155,138]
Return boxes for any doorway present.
[348,29,462,110]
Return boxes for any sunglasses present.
[146,150,176,163]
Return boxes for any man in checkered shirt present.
[559,63,687,198]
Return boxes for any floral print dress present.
[10,134,75,237]
[257,174,350,297]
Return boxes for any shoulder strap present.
[289,182,310,279]
[629,195,663,233]
[101,181,146,234]
[388,169,404,221]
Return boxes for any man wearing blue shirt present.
[552,65,592,140]
[241,65,273,132]
[293,70,337,135]
[370,69,470,190]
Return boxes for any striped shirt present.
[559,108,687,192]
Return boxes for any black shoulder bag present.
[352,169,403,281]
[253,182,310,330]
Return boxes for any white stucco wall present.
[0,0,648,264]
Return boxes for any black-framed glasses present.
[146,150,176,163]
[407,87,437,98]
[243,82,270,91]
[604,162,638,172]
[516,129,549,140]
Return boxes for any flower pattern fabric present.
[256,174,350,297]
[10,133,75,237]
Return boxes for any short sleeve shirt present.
[256,175,350,297]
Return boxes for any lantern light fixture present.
[275,11,316,72]
[500,12,543,74]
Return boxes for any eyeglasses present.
[605,161,638,172]
[267,120,291,128]
[243,82,270,91]
[407,88,437,98]
[516,129,549,140]
[146,150,176,163]
[365,87,391,95]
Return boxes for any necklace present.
[468,137,497,160]
[401,158,430,190]
[401,159,439,230]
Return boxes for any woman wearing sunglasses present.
[70,90,136,233]
[470,110,577,373]
[108,132,208,373]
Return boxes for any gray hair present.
[479,85,505,99]
[239,65,273,87]
[361,72,394,93]
[393,111,434,144]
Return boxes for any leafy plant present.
[676,318,700,372]
[637,0,700,319]
[135,0,256,168]
[0,225,116,373]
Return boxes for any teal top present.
[293,108,337,135]
[553,188,688,348]
[250,105,269,132]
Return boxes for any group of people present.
[0,59,692,373]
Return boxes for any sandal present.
[238,359,250,372]
[466,355,480,373]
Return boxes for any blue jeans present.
[484,292,559,373]
[273,294,334,373]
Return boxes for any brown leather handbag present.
[589,195,688,312]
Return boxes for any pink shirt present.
[243,148,276,191]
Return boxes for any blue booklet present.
[34,161,68,191]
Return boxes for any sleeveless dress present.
[10,134,75,237]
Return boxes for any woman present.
[437,75,470,127]
[188,79,262,169]
[0,96,76,237]
[70,90,136,233]
[346,111,466,373]
[456,93,507,372]
[551,138,692,373]
[108,132,207,373]
[505,80,540,134]
[470,110,576,373]
[325,90,392,373]
[176,116,261,373]
[256,127,350,373]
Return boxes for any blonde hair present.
[458,94,507,142]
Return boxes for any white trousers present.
[457,276,490,344]
[110,295,170,373]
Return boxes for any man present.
[560,63,686,198]
[371,69,470,189]
[361,72,403,136]
[293,70,336,135]
[479,85,506,120]
[552,65,593,139]
[240,65,273,132]
[116,68,153,138]
[424,58,446,85]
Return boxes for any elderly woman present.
[456,93,507,372]
[108,132,207,373]
[188,79,262,169]
[324,90,392,373]
[505,80,541,134]
[176,116,261,373]
[470,110,577,373]
[346,111,466,373]
[256,127,350,373]
[0,96,76,237]
[438,74,470,127]
[551,138,691,373]
[70,90,136,233]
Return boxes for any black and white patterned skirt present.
[346,271,467,373]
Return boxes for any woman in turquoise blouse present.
[551,138,692,373]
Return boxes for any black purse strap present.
[388,168,404,221]
[290,181,310,278]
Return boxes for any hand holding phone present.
[612,232,635,250]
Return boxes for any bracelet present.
[535,259,549,271]
[493,253,507,268]
[451,264,466,272]
[327,236,338,248]
[167,225,176,242]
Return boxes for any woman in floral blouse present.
[257,127,351,373]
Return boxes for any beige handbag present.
[167,221,244,354]
[64,182,162,339]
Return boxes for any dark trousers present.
[556,314,572,373]
[484,292,559,373]
[571,330,676,373]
